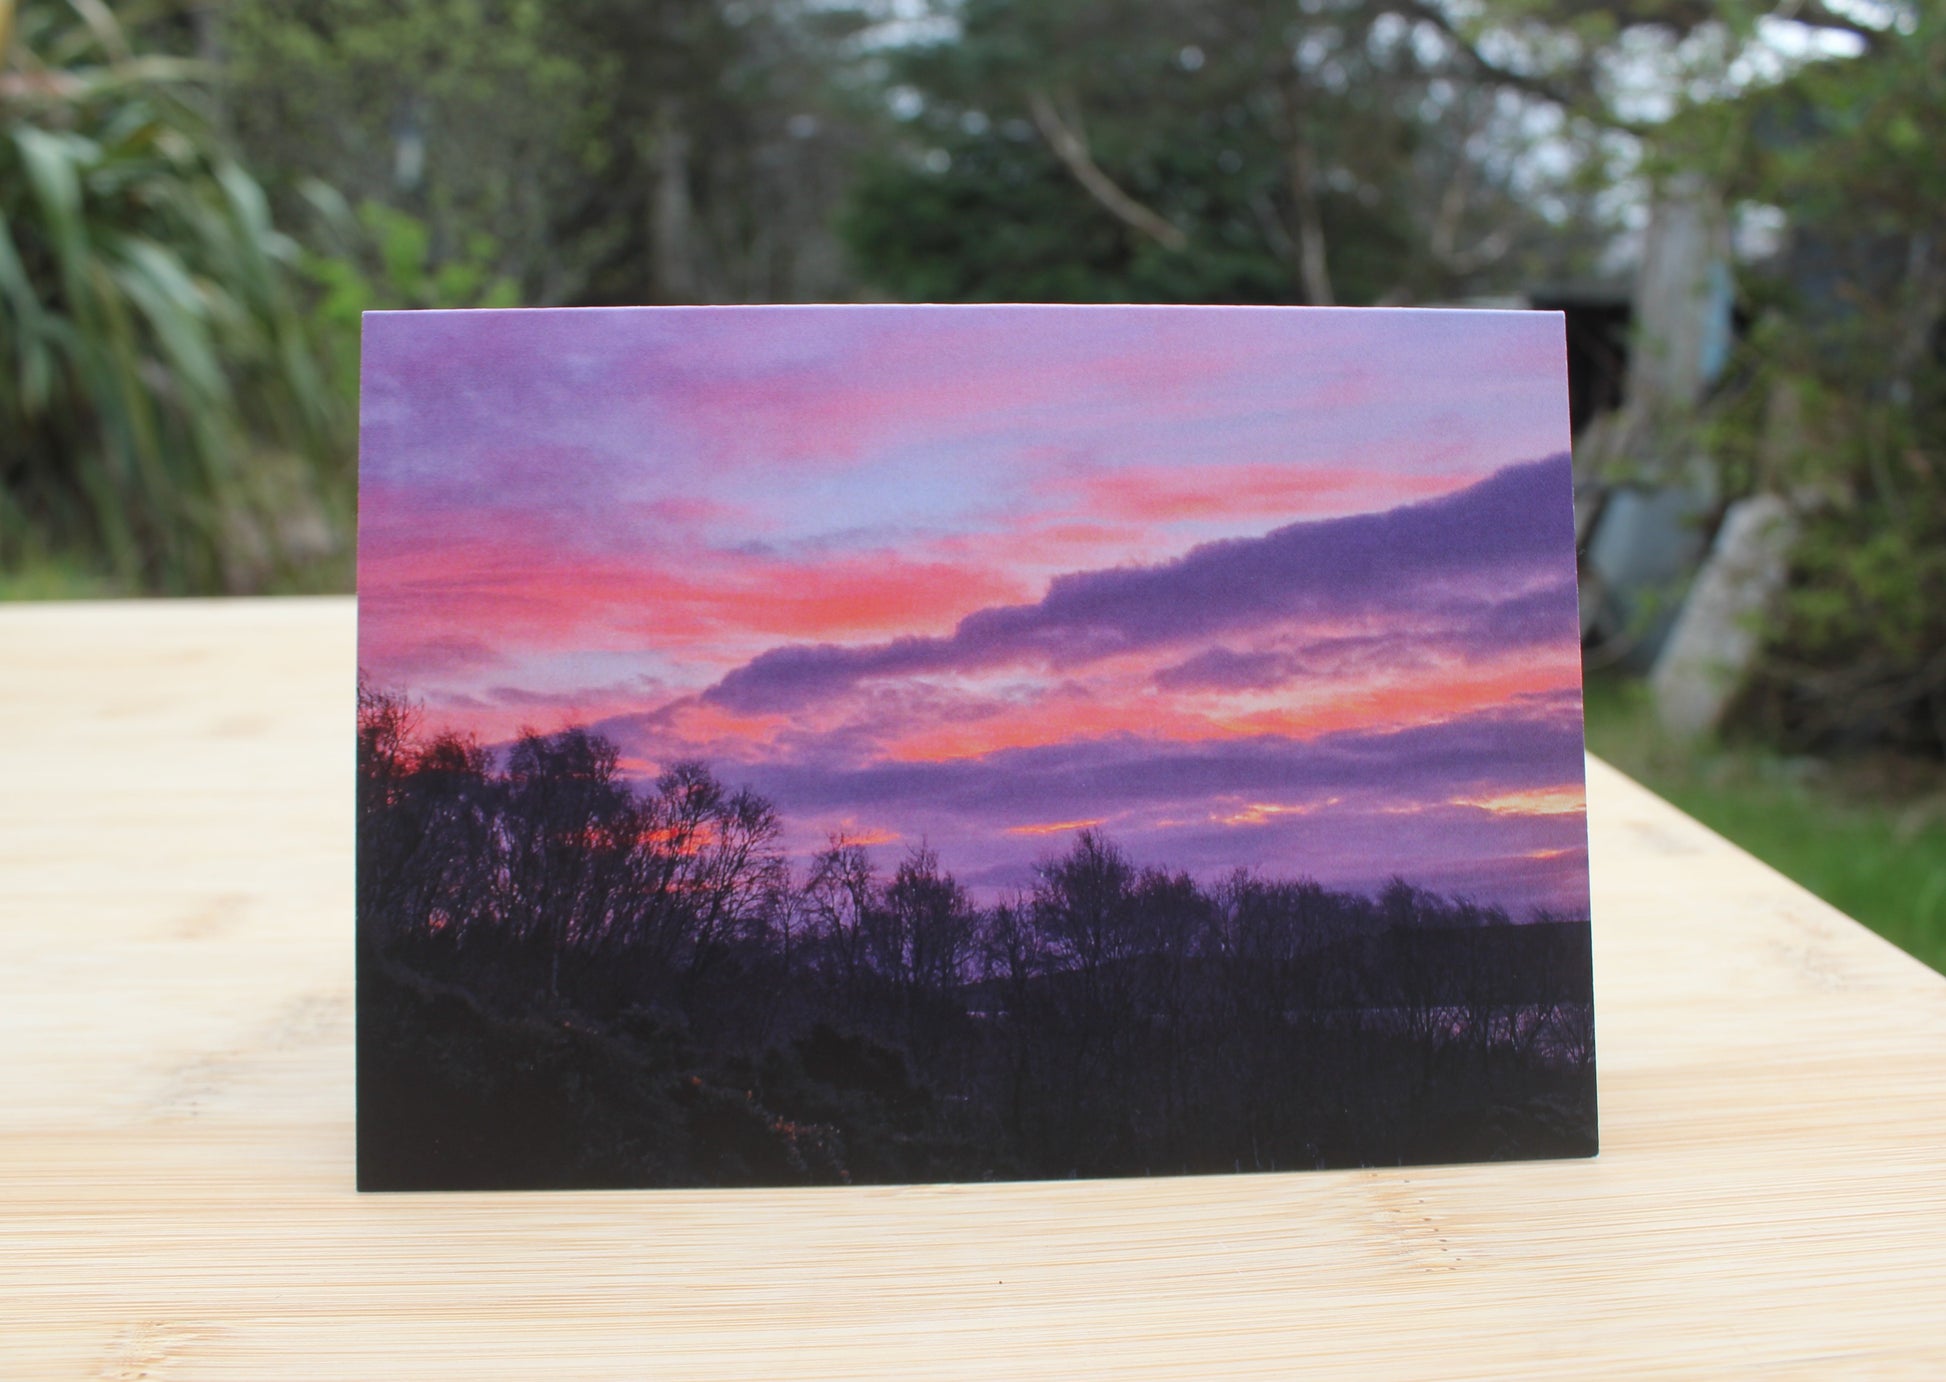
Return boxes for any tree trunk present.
[650,97,699,303]
[1277,68,1335,306]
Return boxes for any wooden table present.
[4,596,1942,1379]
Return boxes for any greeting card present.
[356,305,1595,1190]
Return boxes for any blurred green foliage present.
[1,0,347,593]
[0,0,1940,772]
[222,0,589,304]
[222,0,875,308]
[844,128,1298,304]
[1700,15,1946,755]
[842,0,1617,306]
[299,189,521,415]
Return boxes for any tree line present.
[357,682,1596,1190]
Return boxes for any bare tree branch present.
[1028,91,1189,253]
[1392,0,1651,136]
[1781,0,1889,48]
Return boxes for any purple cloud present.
[716,698,1580,816]
[1153,646,1302,693]
[704,454,1574,714]
[693,701,1590,916]
[1151,576,1580,693]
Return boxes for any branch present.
[1393,0,1652,136]
[1028,91,1189,253]
[1782,0,1889,48]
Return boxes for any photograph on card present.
[355,305,1596,1191]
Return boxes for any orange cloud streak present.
[1452,784,1588,817]
[886,657,1580,765]
[1212,662,1579,743]
[1005,817,1107,837]
[1071,465,1469,525]
[1211,799,1338,826]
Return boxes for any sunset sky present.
[359,305,1590,916]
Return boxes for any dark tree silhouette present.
[355,684,1597,1190]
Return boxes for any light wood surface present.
[3,596,1943,1379]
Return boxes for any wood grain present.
[2,596,1942,1379]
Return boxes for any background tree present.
[1702,11,1946,756]
[548,0,880,305]
[842,0,1630,305]
[221,0,877,307]
[221,0,595,304]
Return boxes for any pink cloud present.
[359,484,1042,689]
[358,306,1584,915]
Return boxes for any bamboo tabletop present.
[3,595,1943,1380]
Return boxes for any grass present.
[0,556,119,601]
[1583,674,1946,974]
